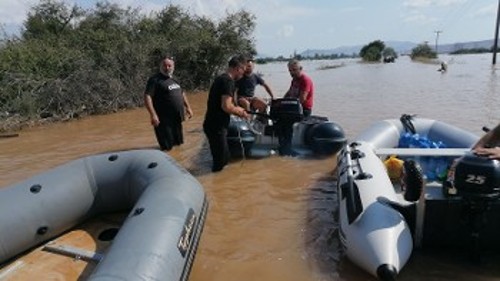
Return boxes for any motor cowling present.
[304,121,346,155]
[270,98,303,122]
[454,153,500,201]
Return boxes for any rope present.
[236,121,247,164]
[400,114,417,134]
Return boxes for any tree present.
[0,1,257,128]
[382,47,397,59]
[359,40,385,62]
[23,0,83,40]
[410,43,437,60]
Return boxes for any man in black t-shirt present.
[203,55,250,172]
[144,57,193,151]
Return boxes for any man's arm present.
[473,123,500,149]
[298,89,309,104]
[262,82,274,99]
[144,93,159,126]
[473,123,500,159]
[221,95,249,119]
[182,92,193,119]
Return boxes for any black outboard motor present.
[270,98,304,122]
[270,98,304,155]
[454,153,500,201]
[453,153,500,259]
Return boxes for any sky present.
[0,0,498,57]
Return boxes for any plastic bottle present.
[435,157,449,181]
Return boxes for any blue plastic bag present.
[398,133,450,181]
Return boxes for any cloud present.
[403,0,466,9]
[150,0,250,20]
[277,24,294,38]
[403,0,432,8]
[403,12,437,25]
[0,0,37,25]
[472,3,497,17]
[339,6,363,13]
[231,1,317,23]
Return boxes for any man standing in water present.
[275,59,315,156]
[284,59,314,117]
[144,57,193,151]
[236,58,274,112]
[203,54,250,172]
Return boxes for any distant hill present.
[299,39,495,57]
[437,39,495,53]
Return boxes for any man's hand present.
[237,107,249,120]
[150,115,160,127]
[473,147,500,160]
[185,108,193,119]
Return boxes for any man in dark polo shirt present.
[203,55,250,172]
[236,58,274,112]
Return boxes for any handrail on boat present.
[376,148,469,157]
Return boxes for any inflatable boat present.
[228,98,346,158]
[337,115,500,280]
[0,149,208,281]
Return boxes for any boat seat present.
[376,148,469,157]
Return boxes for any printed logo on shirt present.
[168,83,181,90]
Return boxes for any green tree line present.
[0,0,256,130]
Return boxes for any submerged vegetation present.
[360,40,385,62]
[0,0,256,131]
[410,43,437,60]
[450,48,491,55]
[317,62,346,70]
[359,40,397,62]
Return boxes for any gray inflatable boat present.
[0,149,208,281]
[227,98,346,158]
[337,116,500,280]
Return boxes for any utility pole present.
[434,30,442,54]
[493,0,500,65]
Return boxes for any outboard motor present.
[270,98,303,155]
[270,98,304,122]
[454,153,500,201]
[452,153,500,259]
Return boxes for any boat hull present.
[0,149,207,281]
[227,115,346,158]
[337,117,485,280]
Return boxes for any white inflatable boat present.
[0,149,208,281]
[337,116,500,280]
